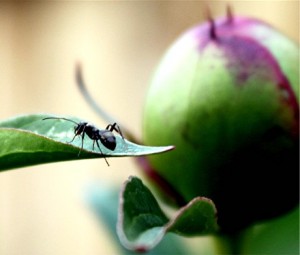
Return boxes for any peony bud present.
[143,13,299,233]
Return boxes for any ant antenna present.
[43,117,79,125]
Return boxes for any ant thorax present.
[83,123,98,139]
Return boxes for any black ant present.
[42,117,125,166]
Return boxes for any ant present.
[42,117,125,166]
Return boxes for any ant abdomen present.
[99,131,117,150]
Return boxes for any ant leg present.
[76,125,87,157]
[69,124,87,144]
[106,123,124,140]
[68,134,77,143]
[106,122,127,150]
[106,123,113,130]
[95,139,110,166]
[76,131,86,157]
[67,133,82,156]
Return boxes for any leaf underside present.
[0,114,174,171]
[117,176,219,252]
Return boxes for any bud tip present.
[226,4,234,23]
[205,5,217,40]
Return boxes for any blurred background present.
[0,1,298,254]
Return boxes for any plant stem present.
[213,232,245,254]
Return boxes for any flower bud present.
[143,13,299,233]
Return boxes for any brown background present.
[0,1,298,254]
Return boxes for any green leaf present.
[86,182,191,255]
[117,176,219,252]
[0,114,174,171]
[167,197,220,236]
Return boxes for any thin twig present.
[75,63,140,143]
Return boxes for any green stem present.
[75,63,140,144]
[213,232,245,254]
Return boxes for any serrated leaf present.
[0,114,174,171]
[86,182,190,255]
[117,176,219,252]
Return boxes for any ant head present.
[100,131,117,150]
[74,122,88,135]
